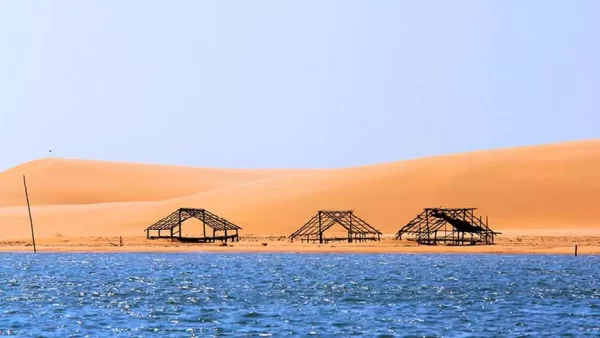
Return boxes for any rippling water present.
[0,253,599,336]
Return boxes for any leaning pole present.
[23,175,37,253]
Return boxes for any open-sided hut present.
[289,210,382,244]
[145,208,241,242]
[395,207,500,245]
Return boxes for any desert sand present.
[0,139,599,254]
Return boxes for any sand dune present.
[0,158,314,207]
[0,140,598,240]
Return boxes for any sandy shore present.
[0,235,597,255]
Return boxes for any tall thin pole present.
[23,175,37,253]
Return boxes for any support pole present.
[348,215,353,243]
[486,215,490,244]
[178,209,181,240]
[23,176,37,253]
[575,245,578,256]
[318,211,323,244]
[202,210,207,239]
[426,211,430,244]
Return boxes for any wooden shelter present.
[289,210,382,244]
[145,208,241,242]
[395,207,500,245]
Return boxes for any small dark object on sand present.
[262,243,268,246]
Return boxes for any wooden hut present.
[145,208,241,242]
[289,210,382,244]
[396,207,500,245]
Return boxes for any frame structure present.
[395,207,500,245]
[145,208,241,242]
[289,210,382,244]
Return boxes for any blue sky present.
[1,1,598,170]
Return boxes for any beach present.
[0,232,598,254]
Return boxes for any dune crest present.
[0,140,598,239]
[0,157,315,207]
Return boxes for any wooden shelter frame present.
[289,210,382,244]
[395,207,500,245]
[145,208,241,242]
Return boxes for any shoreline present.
[0,235,596,255]
[0,249,592,255]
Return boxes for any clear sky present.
[1,1,598,170]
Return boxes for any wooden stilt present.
[318,211,323,244]
[202,209,206,240]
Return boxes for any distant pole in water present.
[575,245,578,257]
[23,175,37,253]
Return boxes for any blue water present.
[0,253,599,337]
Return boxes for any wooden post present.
[348,215,353,243]
[178,209,181,239]
[486,215,490,244]
[426,211,430,243]
[202,210,207,239]
[23,176,37,253]
[575,245,578,256]
[318,211,323,244]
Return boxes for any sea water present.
[0,253,598,337]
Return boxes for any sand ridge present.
[0,139,599,247]
[0,158,318,207]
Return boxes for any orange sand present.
[0,139,599,253]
